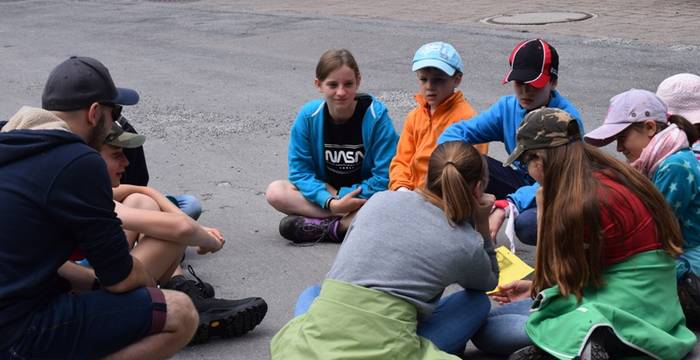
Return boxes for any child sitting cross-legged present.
[390,41,487,192]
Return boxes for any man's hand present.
[489,208,506,244]
[489,280,532,305]
[329,188,366,215]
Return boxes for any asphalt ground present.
[0,1,699,359]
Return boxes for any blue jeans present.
[294,285,491,355]
[485,156,534,199]
[2,288,165,360]
[677,245,700,279]
[167,194,202,220]
[514,207,537,246]
[472,299,533,356]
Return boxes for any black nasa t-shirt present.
[323,94,372,190]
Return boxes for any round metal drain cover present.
[484,12,593,25]
[146,0,199,3]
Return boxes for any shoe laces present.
[187,264,210,296]
[290,217,338,247]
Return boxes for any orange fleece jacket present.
[389,91,487,190]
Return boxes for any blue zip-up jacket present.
[288,96,398,208]
[0,124,133,348]
[438,91,583,211]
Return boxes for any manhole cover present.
[484,12,594,25]
[146,0,199,3]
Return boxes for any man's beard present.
[86,114,108,151]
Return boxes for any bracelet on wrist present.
[324,196,338,210]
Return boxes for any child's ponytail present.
[667,114,700,144]
[421,141,485,226]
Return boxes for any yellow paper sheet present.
[487,246,534,294]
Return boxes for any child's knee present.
[461,290,491,316]
[514,208,538,246]
[474,292,491,315]
[123,193,159,210]
[265,180,289,206]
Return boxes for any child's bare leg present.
[131,237,187,284]
[265,180,331,218]
[122,193,161,247]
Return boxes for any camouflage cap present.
[503,107,580,167]
[104,121,145,148]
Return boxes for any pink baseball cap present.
[656,73,700,125]
[585,89,668,147]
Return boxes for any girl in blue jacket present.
[265,49,398,244]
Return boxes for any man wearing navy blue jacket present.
[0,57,197,359]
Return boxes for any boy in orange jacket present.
[390,41,487,191]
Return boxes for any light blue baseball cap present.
[411,41,463,76]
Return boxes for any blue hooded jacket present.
[438,91,583,211]
[0,122,132,347]
[288,96,398,208]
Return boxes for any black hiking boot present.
[164,273,267,344]
[189,296,268,345]
[508,346,555,360]
[162,267,215,299]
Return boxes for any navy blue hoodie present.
[0,127,133,347]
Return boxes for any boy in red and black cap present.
[439,39,584,248]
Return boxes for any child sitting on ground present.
[390,41,486,191]
[473,108,694,360]
[100,123,267,344]
[585,88,700,327]
[271,141,498,359]
[265,49,398,245]
[438,39,583,248]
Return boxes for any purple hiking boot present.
[278,215,342,245]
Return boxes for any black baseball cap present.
[502,39,559,89]
[42,56,139,111]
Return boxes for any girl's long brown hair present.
[533,131,683,300]
[420,141,485,226]
[315,49,360,82]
